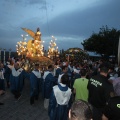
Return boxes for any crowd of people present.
[0,57,120,120]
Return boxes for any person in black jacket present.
[87,66,114,120]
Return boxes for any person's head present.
[74,63,79,69]
[99,66,109,77]
[99,59,103,64]
[70,62,73,67]
[14,62,20,70]
[61,74,69,85]
[0,63,4,69]
[48,65,54,71]
[34,63,39,70]
[69,100,93,120]
[79,63,84,69]
[108,66,114,73]
[80,69,87,77]
[62,65,68,73]
[59,61,63,67]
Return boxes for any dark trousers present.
[5,75,10,88]
[7,81,10,88]
[0,79,5,91]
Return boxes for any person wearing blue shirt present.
[10,62,28,101]
[43,65,57,109]
[55,61,63,78]
[4,60,13,88]
[67,62,74,80]
[48,74,72,120]
[0,63,5,95]
[30,63,41,105]
[58,65,68,83]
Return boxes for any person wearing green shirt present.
[73,69,88,101]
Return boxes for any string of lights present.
[48,36,59,59]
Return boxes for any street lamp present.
[9,48,12,58]
[3,49,6,65]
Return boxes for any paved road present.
[0,79,49,120]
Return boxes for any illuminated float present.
[48,36,59,59]
[16,28,54,71]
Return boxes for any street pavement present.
[0,79,49,120]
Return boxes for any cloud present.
[0,0,120,52]
[28,0,46,5]
[42,0,120,38]
[2,0,46,9]
[3,0,45,5]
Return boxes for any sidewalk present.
[0,79,49,120]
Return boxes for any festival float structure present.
[48,36,59,59]
[16,28,54,71]
[16,34,28,57]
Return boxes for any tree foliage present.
[81,26,120,57]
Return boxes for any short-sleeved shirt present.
[73,78,88,101]
[103,96,120,120]
[87,74,114,108]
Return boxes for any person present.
[69,99,93,120]
[4,60,13,88]
[43,65,57,109]
[0,63,5,95]
[92,61,99,76]
[71,64,81,90]
[102,77,120,120]
[0,63,5,104]
[10,62,28,101]
[87,66,114,120]
[73,63,81,80]
[68,62,73,75]
[107,65,118,83]
[58,65,68,83]
[55,61,62,78]
[48,74,72,120]
[73,69,88,101]
[67,62,74,81]
[30,63,41,105]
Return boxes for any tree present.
[81,26,120,58]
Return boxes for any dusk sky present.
[0,0,120,52]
